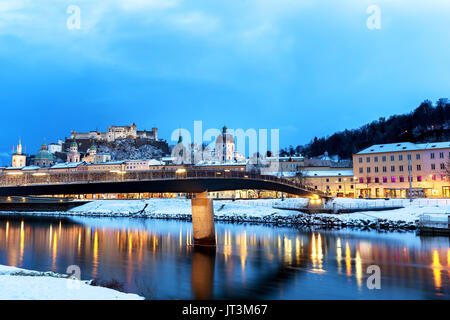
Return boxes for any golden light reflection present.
[19,221,24,266]
[5,221,9,241]
[311,233,324,272]
[52,230,57,270]
[345,242,352,276]
[240,231,247,273]
[296,236,300,265]
[93,230,98,278]
[336,238,342,273]
[355,250,363,289]
[431,250,442,290]
[284,236,292,265]
[224,230,232,263]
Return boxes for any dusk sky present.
[1,0,449,165]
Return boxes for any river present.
[0,214,448,299]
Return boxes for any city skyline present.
[1,1,450,164]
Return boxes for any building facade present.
[353,142,450,198]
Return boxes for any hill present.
[281,99,450,159]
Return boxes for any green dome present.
[35,150,54,160]
[89,144,97,151]
[70,141,78,148]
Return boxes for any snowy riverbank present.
[52,198,450,231]
[0,265,144,300]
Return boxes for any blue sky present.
[0,0,449,165]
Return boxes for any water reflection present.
[0,214,448,300]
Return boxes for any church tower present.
[12,139,26,167]
[67,140,81,163]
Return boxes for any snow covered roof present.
[356,142,420,154]
[357,141,450,155]
[195,161,247,166]
[302,170,354,177]
[51,162,83,169]
[21,166,42,171]
[267,171,298,178]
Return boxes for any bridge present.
[0,169,327,247]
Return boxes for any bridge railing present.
[0,169,324,196]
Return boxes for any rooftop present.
[356,141,450,155]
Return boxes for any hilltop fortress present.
[70,123,158,142]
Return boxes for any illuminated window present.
[399,176,404,182]
[383,176,387,183]
[391,176,396,182]
[417,176,422,182]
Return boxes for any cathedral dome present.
[35,149,54,160]
[70,141,78,148]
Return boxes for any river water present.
[0,214,448,300]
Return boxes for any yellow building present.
[303,169,355,197]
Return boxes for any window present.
[382,166,387,172]
[417,164,421,171]
[441,175,446,181]
[375,177,379,183]
[383,176,387,183]
[374,156,378,162]
[366,157,371,163]
[390,155,395,161]
[359,177,364,183]
[338,178,342,182]
[431,153,435,159]
[399,176,404,182]
[367,167,371,173]
[440,163,445,170]
[359,157,363,163]
[432,175,436,181]
[416,154,420,160]
[391,166,395,172]
[431,164,436,170]
[374,167,379,173]
[326,178,329,182]
[359,168,363,173]
[382,156,386,162]
[440,152,444,159]
[398,155,403,161]
[407,154,411,160]
[417,176,422,182]
[399,165,404,172]
[350,185,354,189]
[391,176,396,183]
[367,177,371,183]
[339,185,342,189]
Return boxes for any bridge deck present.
[0,169,327,198]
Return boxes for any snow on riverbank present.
[59,198,450,231]
[0,265,144,300]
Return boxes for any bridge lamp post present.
[175,168,187,179]
[110,170,126,182]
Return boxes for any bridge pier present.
[191,192,216,247]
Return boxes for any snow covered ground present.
[0,265,144,300]
[54,197,450,230]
